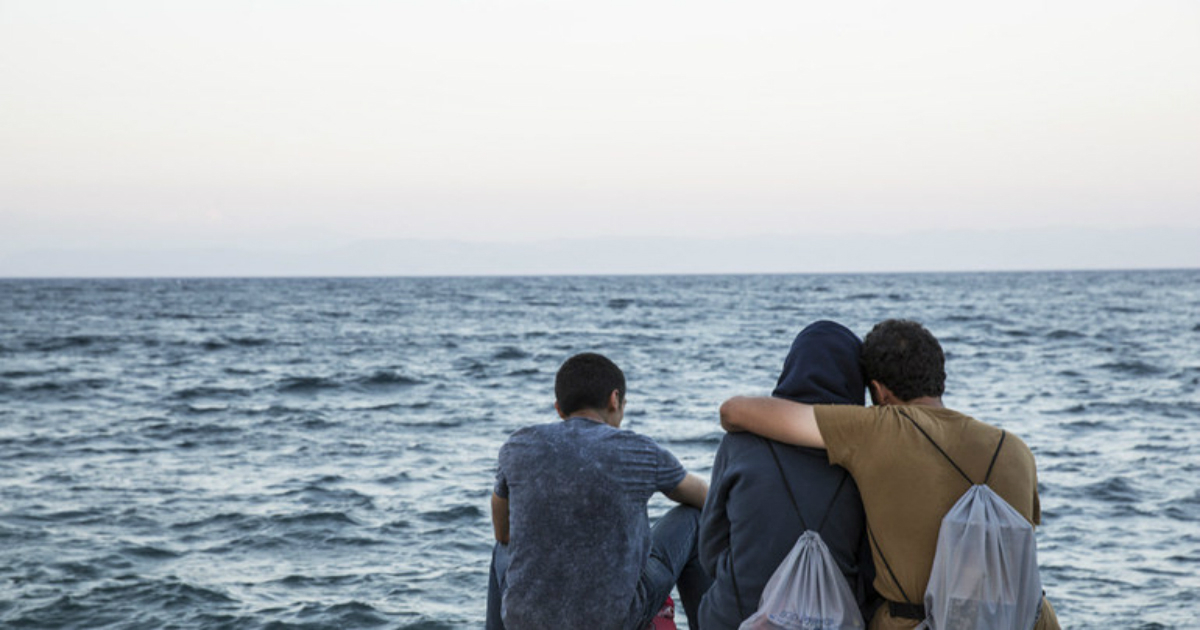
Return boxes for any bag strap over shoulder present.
[897,409,1007,485]
[869,409,1011,613]
[765,439,849,535]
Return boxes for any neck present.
[901,396,944,408]
[569,409,617,427]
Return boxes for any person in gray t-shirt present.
[487,353,710,630]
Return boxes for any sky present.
[1,1,1198,274]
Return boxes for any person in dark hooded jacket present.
[698,320,878,628]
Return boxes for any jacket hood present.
[772,320,866,406]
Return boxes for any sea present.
[1,270,1198,629]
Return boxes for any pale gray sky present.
[1,1,1198,273]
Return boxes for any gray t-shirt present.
[494,416,687,630]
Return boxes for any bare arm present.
[664,472,708,509]
[719,396,825,449]
[491,493,509,544]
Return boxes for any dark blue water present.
[2,271,1198,629]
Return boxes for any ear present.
[869,380,895,405]
[607,390,623,412]
[554,401,568,420]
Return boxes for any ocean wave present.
[282,485,376,510]
[1178,490,1200,506]
[453,357,488,376]
[421,505,484,523]
[1047,403,1088,415]
[506,368,539,377]
[293,601,391,628]
[354,370,423,388]
[1165,505,1198,523]
[663,435,722,447]
[298,416,337,430]
[1081,476,1140,502]
[1,367,71,379]
[141,420,243,442]
[341,401,403,413]
[170,385,252,400]
[1097,360,1166,376]
[374,472,412,485]
[118,543,183,560]
[399,619,458,630]
[223,366,265,376]
[3,378,112,401]
[272,573,363,588]
[201,336,274,351]
[23,335,115,352]
[247,403,308,416]
[196,512,364,553]
[277,376,342,393]
[492,346,530,360]
[324,535,388,547]
[176,403,231,415]
[46,560,105,582]
[272,511,360,528]
[149,311,203,320]
[20,508,114,526]
[1061,418,1113,431]
[171,512,260,532]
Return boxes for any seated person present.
[487,352,710,630]
[719,319,1060,630]
[699,320,877,628]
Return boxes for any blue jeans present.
[487,505,711,630]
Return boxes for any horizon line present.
[3,266,1197,281]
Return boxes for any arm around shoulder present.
[719,396,825,449]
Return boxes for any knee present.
[667,504,702,528]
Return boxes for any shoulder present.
[814,403,880,424]
[619,427,670,450]
[995,427,1036,466]
[949,411,1035,457]
[717,431,769,455]
[499,422,561,456]
[814,404,888,439]
[504,422,553,443]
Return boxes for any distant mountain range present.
[2,227,1197,277]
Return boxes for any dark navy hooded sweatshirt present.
[698,320,877,629]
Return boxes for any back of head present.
[772,320,866,406]
[555,352,626,417]
[861,319,945,401]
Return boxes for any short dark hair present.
[861,319,945,401]
[555,353,626,417]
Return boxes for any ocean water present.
[1,270,1198,629]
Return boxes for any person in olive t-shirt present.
[719,319,1060,630]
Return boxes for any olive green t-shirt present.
[815,404,1059,630]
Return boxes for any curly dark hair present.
[555,352,626,416]
[861,319,945,401]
